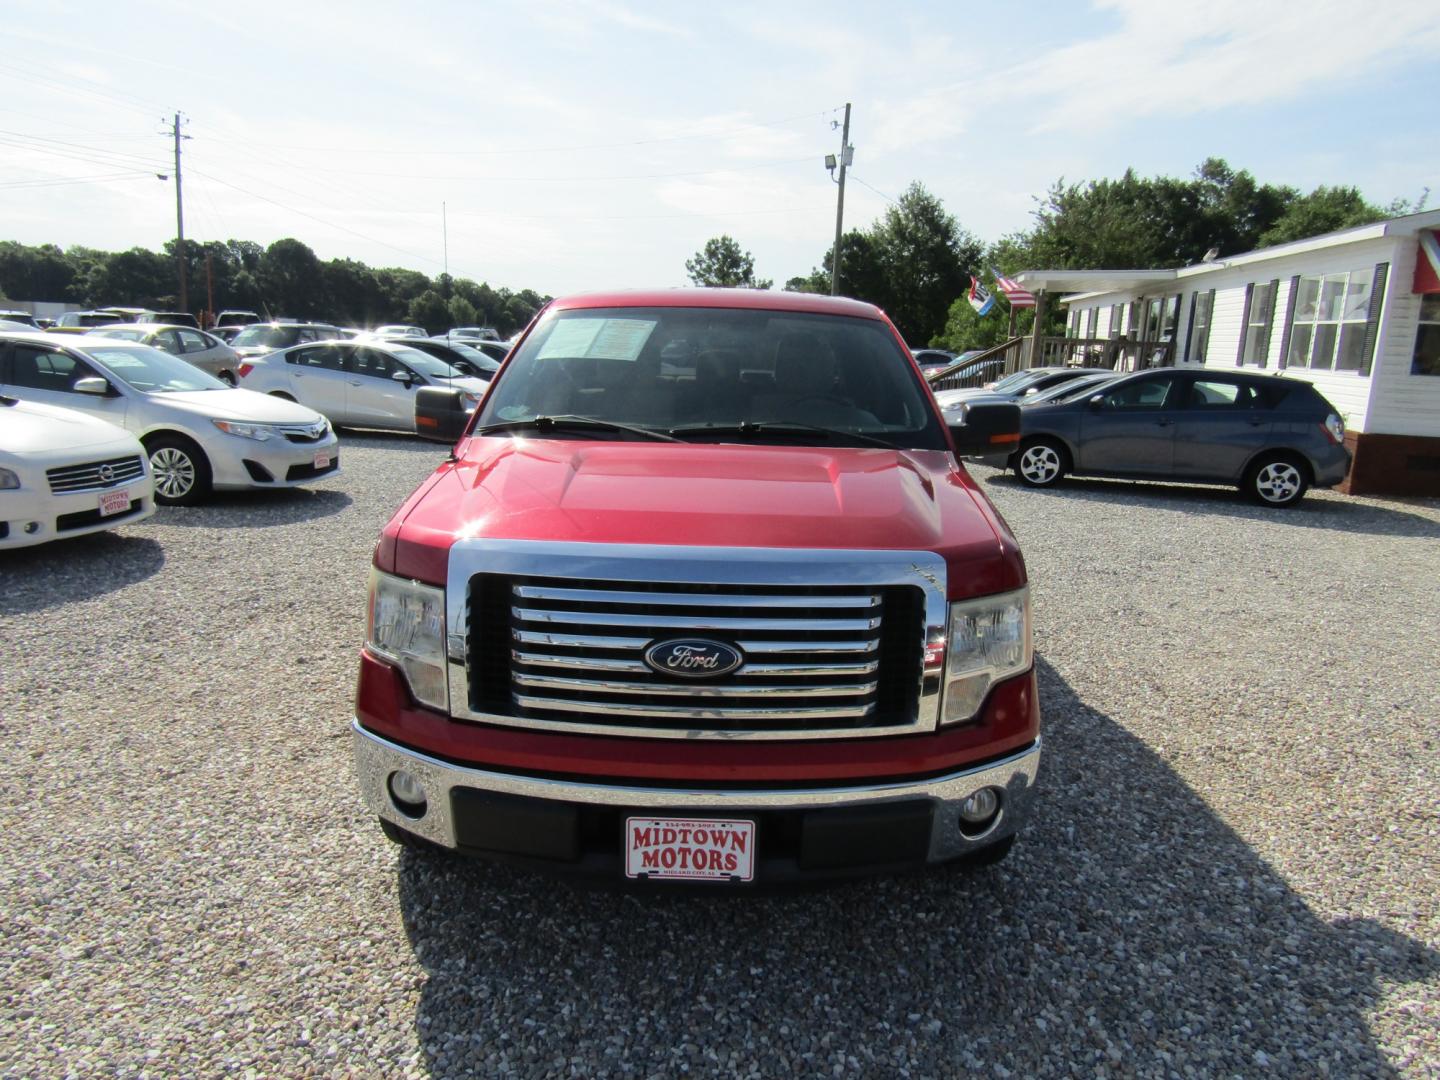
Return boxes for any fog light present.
[958,787,1000,834]
[388,770,427,816]
[24,522,40,534]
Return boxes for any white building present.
[1014,209,1440,496]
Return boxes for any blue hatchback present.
[975,368,1352,507]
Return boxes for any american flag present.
[991,268,1036,308]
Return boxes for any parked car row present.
[0,331,340,510]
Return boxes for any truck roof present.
[549,289,887,321]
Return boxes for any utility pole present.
[830,103,852,297]
[168,113,191,314]
[442,201,449,283]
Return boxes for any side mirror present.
[415,386,470,443]
[1087,394,1105,410]
[391,369,415,385]
[73,376,112,396]
[948,401,1021,457]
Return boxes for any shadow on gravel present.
[983,471,1440,539]
[0,533,164,615]
[395,659,1436,1077]
[155,488,351,529]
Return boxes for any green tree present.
[406,290,451,334]
[447,295,478,328]
[1258,186,1388,247]
[260,238,323,315]
[685,235,772,289]
[869,182,981,344]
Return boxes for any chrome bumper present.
[351,720,1041,864]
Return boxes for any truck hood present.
[387,438,1026,596]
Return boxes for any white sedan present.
[238,340,487,433]
[86,323,244,384]
[0,333,341,506]
[1,397,156,548]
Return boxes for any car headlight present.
[212,419,279,441]
[941,587,1031,725]
[0,467,20,490]
[366,569,448,712]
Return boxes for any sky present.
[4,0,1438,300]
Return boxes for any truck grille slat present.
[46,454,146,494]
[511,651,880,677]
[513,673,880,698]
[514,607,881,632]
[512,694,877,722]
[465,573,925,737]
[514,585,881,609]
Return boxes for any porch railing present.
[927,335,1175,390]
[927,337,1025,390]
[1036,336,1175,371]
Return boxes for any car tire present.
[1245,453,1309,507]
[1015,438,1068,487]
[217,370,238,386]
[144,434,212,507]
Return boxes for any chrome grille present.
[46,455,146,494]
[473,577,924,734]
[445,539,947,742]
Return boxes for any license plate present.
[98,489,130,516]
[624,817,755,882]
[313,450,332,469]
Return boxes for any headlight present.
[0,467,20,490]
[212,419,279,441]
[366,569,448,712]
[941,587,1031,725]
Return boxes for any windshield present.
[1040,375,1118,405]
[390,346,462,379]
[476,306,948,449]
[990,368,1050,393]
[437,341,500,372]
[232,325,298,348]
[91,328,146,341]
[83,344,227,393]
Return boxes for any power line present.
[0,170,155,190]
[849,175,897,205]
[196,107,843,158]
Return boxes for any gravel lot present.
[2,435,1437,1078]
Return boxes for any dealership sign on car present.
[625,817,756,882]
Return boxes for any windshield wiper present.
[473,414,679,442]
[668,421,897,449]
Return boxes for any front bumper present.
[352,720,1041,882]
[0,482,155,549]
[207,431,342,491]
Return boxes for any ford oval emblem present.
[644,638,743,679]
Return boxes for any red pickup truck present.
[353,289,1039,884]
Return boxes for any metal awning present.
[1013,269,1176,298]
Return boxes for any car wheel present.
[1015,438,1067,487]
[145,435,212,506]
[1246,453,1309,507]
[217,370,238,387]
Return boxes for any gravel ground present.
[2,436,1437,1078]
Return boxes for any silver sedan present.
[87,324,244,385]
[238,340,488,433]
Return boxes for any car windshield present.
[1044,376,1120,405]
[436,341,500,372]
[476,306,948,450]
[390,346,462,379]
[990,369,1049,393]
[232,326,298,348]
[91,328,146,341]
[83,344,227,393]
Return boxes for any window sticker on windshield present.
[93,352,145,368]
[536,318,656,362]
